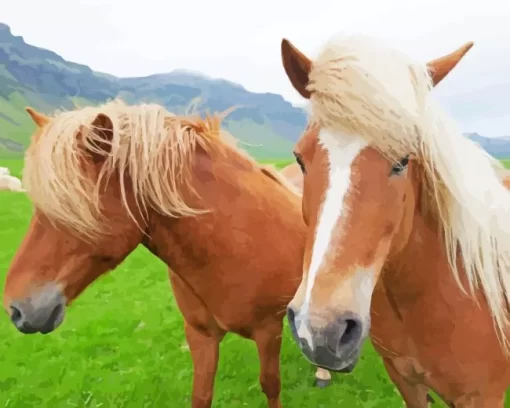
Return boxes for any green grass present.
[501,159,510,169]
[1,158,509,408]
[260,158,294,169]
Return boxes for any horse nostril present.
[39,303,64,334]
[10,305,22,325]
[338,318,362,347]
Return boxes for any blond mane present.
[307,34,510,347]
[23,99,251,239]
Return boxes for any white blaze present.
[296,129,368,349]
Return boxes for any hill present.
[1,22,509,160]
[464,132,510,158]
[0,23,306,160]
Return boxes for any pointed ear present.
[80,113,114,162]
[281,39,312,99]
[427,41,474,87]
[25,107,50,127]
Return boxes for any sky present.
[4,0,510,135]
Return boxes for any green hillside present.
[0,23,307,160]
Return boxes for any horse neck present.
[142,145,306,276]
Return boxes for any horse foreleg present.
[383,358,431,408]
[314,367,332,388]
[253,322,283,408]
[185,322,223,408]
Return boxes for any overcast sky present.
[3,0,510,133]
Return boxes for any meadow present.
[1,157,509,407]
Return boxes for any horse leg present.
[253,322,283,408]
[314,367,331,388]
[185,322,224,408]
[383,358,431,408]
[169,271,224,408]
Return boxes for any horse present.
[280,163,303,192]
[2,101,332,408]
[0,166,24,192]
[279,34,510,407]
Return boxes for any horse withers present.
[280,34,510,407]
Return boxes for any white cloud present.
[3,0,510,133]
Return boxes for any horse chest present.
[370,277,510,404]
[370,283,409,354]
[370,292,433,387]
[390,357,431,385]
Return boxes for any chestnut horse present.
[2,101,331,408]
[280,34,510,407]
[280,162,303,192]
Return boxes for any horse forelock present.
[308,34,431,162]
[22,99,242,240]
[308,33,510,348]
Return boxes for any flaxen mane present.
[22,100,257,239]
[307,34,510,347]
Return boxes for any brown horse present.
[280,162,303,192]
[1,101,331,408]
[282,160,510,195]
[280,34,510,407]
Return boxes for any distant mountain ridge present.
[0,22,509,160]
[0,23,306,159]
[464,132,510,158]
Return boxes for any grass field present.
[1,157,509,408]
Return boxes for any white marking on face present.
[303,129,368,312]
[296,129,367,349]
[332,267,376,320]
[296,321,314,351]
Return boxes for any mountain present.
[0,23,306,160]
[436,83,510,139]
[1,22,509,161]
[464,132,510,158]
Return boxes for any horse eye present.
[390,155,409,176]
[294,153,306,174]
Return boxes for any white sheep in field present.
[0,167,25,192]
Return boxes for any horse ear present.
[25,107,50,127]
[427,42,474,87]
[281,39,312,99]
[81,113,114,162]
